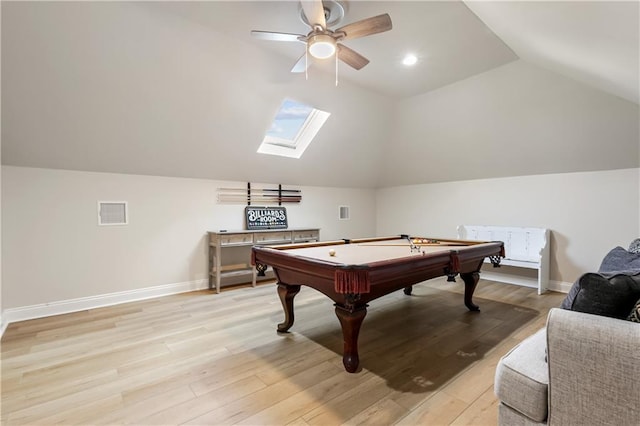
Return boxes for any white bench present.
[458,225,550,294]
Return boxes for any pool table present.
[251,235,504,373]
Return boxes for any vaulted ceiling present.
[466,1,639,105]
[2,1,639,188]
[150,0,639,104]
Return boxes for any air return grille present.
[339,205,350,220]
[98,201,128,226]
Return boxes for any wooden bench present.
[458,225,550,294]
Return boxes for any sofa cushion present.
[569,273,640,319]
[495,328,548,422]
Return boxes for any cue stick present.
[217,196,301,200]
[217,192,301,201]
[217,194,301,199]
[218,188,301,193]
[217,193,301,199]
[217,196,301,203]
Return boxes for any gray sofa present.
[495,308,640,425]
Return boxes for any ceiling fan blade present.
[335,14,392,41]
[291,53,309,73]
[337,44,369,70]
[251,30,304,42]
[300,0,326,29]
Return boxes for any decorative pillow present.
[629,239,640,254]
[561,246,640,311]
[568,273,640,320]
[628,298,640,323]
[598,246,640,275]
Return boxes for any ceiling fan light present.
[308,34,336,59]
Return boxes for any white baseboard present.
[480,271,571,294]
[548,279,573,293]
[2,279,209,327]
[1,313,8,338]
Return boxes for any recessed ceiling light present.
[402,54,418,66]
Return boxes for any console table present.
[208,228,320,293]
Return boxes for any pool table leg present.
[403,285,413,295]
[277,283,301,332]
[335,305,367,373]
[460,271,480,311]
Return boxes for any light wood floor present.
[1,278,565,425]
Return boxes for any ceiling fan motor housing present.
[300,0,345,27]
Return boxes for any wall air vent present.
[98,201,128,226]
[339,205,350,220]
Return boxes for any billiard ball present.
[329,249,336,256]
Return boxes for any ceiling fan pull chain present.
[305,48,309,80]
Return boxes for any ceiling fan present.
[251,0,392,73]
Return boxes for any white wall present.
[377,60,639,187]
[1,2,4,333]
[376,168,640,286]
[4,166,638,323]
[0,161,2,333]
[1,166,376,316]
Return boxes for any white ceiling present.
[466,1,640,104]
[148,0,519,99]
[2,1,638,188]
[148,0,638,103]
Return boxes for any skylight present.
[257,99,330,159]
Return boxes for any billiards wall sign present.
[245,206,288,230]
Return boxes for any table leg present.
[403,286,413,295]
[214,250,221,294]
[277,283,301,332]
[460,271,480,311]
[335,305,367,373]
